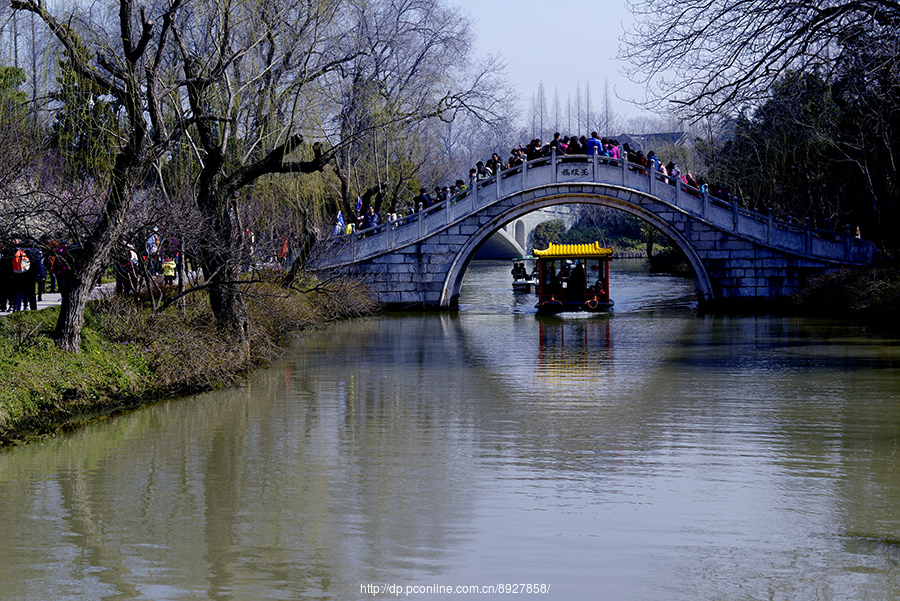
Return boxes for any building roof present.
[533,242,614,259]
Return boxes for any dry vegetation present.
[792,259,900,323]
[0,274,379,445]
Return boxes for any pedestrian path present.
[0,292,63,316]
[0,284,116,317]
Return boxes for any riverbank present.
[0,276,379,446]
[791,257,900,325]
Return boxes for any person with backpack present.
[34,237,57,298]
[52,241,77,304]
[11,241,44,311]
[26,245,45,310]
[10,242,30,311]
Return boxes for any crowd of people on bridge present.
[347,131,710,233]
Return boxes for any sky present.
[450,0,648,124]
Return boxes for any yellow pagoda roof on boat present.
[532,241,614,259]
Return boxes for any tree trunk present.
[207,262,250,342]
[645,226,656,260]
[54,154,144,352]
[197,170,251,350]
[54,277,93,352]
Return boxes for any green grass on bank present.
[0,275,379,445]
[0,307,153,442]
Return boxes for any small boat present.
[533,242,614,315]
[511,256,538,292]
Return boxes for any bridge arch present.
[442,188,715,308]
[320,154,875,310]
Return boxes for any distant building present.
[616,132,688,153]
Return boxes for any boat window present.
[586,260,601,288]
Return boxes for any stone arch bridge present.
[315,153,877,310]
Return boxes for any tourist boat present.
[511,256,537,292]
[533,242,614,314]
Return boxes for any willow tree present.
[0,66,34,186]
[169,0,349,347]
[50,33,120,178]
[327,0,514,218]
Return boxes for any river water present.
[2,260,900,600]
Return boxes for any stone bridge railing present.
[334,153,877,267]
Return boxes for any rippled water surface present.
[1,260,900,600]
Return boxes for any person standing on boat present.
[544,263,561,295]
[568,261,585,300]
[512,261,528,281]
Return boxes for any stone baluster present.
[805,217,812,254]
[551,148,558,184]
[844,224,851,260]
[418,202,424,238]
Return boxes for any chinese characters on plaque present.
[558,166,591,180]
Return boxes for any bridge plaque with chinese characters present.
[557,165,591,181]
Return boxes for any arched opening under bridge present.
[442,193,714,310]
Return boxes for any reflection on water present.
[1,261,900,600]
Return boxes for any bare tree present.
[585,80,591,133]
[536,80,546,140]
[12,0,189,352]
[575,81,582,133]
[553,87,560,134]
[621,0,900,121]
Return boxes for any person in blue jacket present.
[585,132,603,156]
